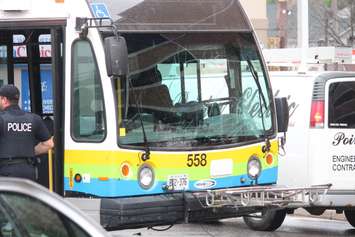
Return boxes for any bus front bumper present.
[98,184,331,230]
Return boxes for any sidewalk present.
[293,208,346,221]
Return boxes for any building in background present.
[240,0,268,47]
[266,0,355,49]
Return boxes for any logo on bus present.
[194,179,216,189]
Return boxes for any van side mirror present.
[104,36,128,77]
[275,97,289,133]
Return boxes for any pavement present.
[111,215,354,237]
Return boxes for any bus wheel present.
[344,210,355,227]
[243,209,286,231]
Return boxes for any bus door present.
[0,27,64,192]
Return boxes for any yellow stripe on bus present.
[64,140,278,169]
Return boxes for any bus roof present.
[0,0,69,23]
[88,0,252,32]
[0,0,253,33]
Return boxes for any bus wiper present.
[129,83,150,161]
[246,59,271,152]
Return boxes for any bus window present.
[200,59,229,114]
[121,32,273,149]
[71,40,106,141]
[159,64,181,104]
[241,58,272,131]
[184,62,198,102]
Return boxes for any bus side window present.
[71,39,106,141]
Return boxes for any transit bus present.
[0,0,329,232]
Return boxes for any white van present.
[270,71,355,227]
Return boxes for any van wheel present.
[243,209,286,231]
[344,210,355,227]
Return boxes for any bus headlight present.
[138,165,154,189]
[247,156,261,179]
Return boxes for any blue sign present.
[41,70,53,114]
[21,70,31,112]
[21,69,53,114]
[90,3,111,18]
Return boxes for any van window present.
[328,81,355,128]
[71,40,106,141]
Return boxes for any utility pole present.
[351,1,355,47]
[297,0,309,67]
[277,0,289,48]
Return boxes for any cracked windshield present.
[119,33,273,149]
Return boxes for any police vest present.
[0,111,36,158]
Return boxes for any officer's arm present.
[34,137,54,156]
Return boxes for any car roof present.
[0,177,111,237]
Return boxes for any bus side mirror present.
[275,97,289,133]
[104,36,128,77]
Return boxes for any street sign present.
[90,3,111,18]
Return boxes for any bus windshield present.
[118,32,273,149]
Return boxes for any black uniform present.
[0,105,51,180]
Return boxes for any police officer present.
[0,84,53,181]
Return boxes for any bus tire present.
[344,210,355,228]
[243,209,286,231]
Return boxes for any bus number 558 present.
[187,153,207,167]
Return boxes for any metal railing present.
[195,184,332,208]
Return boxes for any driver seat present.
[129,68,174,122]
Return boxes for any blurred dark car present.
[0,178,111,237]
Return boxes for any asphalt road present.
[111,215,355,237]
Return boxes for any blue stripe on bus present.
[64,167,277,197]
